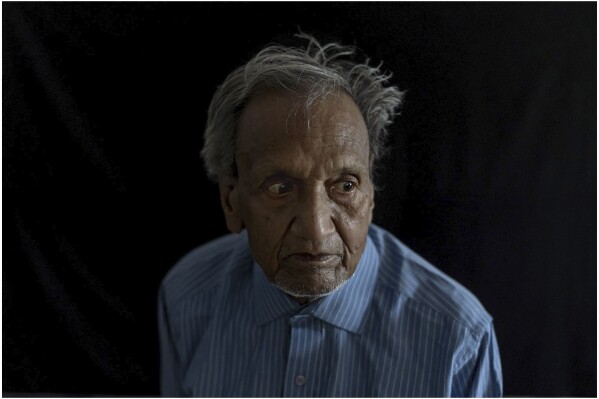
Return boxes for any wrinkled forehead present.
[236,90,369,150]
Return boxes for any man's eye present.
[333,181,356,193]
[266,182,294,195]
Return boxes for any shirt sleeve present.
[451,321,503,397]
[158,284,186,397]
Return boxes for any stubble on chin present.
[271,262,350,299]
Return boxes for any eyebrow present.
[251,162,369,181]
[338,165,368,176]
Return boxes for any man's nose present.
[291,186,336,242]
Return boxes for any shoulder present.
[159,231,252,307]
[369,224,492,337]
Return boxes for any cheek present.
[242,199,292,265]
[244,201,287,231]
[334,197,373,254]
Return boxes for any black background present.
[4,2,596,396]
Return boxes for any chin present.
[272,275,350,300]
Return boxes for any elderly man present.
[158,34,502,397]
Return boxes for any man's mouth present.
[283,253,341,268]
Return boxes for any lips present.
[282,253,342,268]
[290,253,334,261]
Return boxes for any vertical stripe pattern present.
[159,225,503,397]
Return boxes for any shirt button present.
[294,375,306,386]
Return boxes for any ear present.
[218,176,243,233]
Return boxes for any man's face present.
[219,90,374,301]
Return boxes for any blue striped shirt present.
[158,224,502,397]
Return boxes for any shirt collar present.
[252,234,379,334]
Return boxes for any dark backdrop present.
[4,2,596,396]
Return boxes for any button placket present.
[284,314,314,396]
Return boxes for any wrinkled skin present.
[218,90,374,302]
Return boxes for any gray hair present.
[201,33,405,182]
